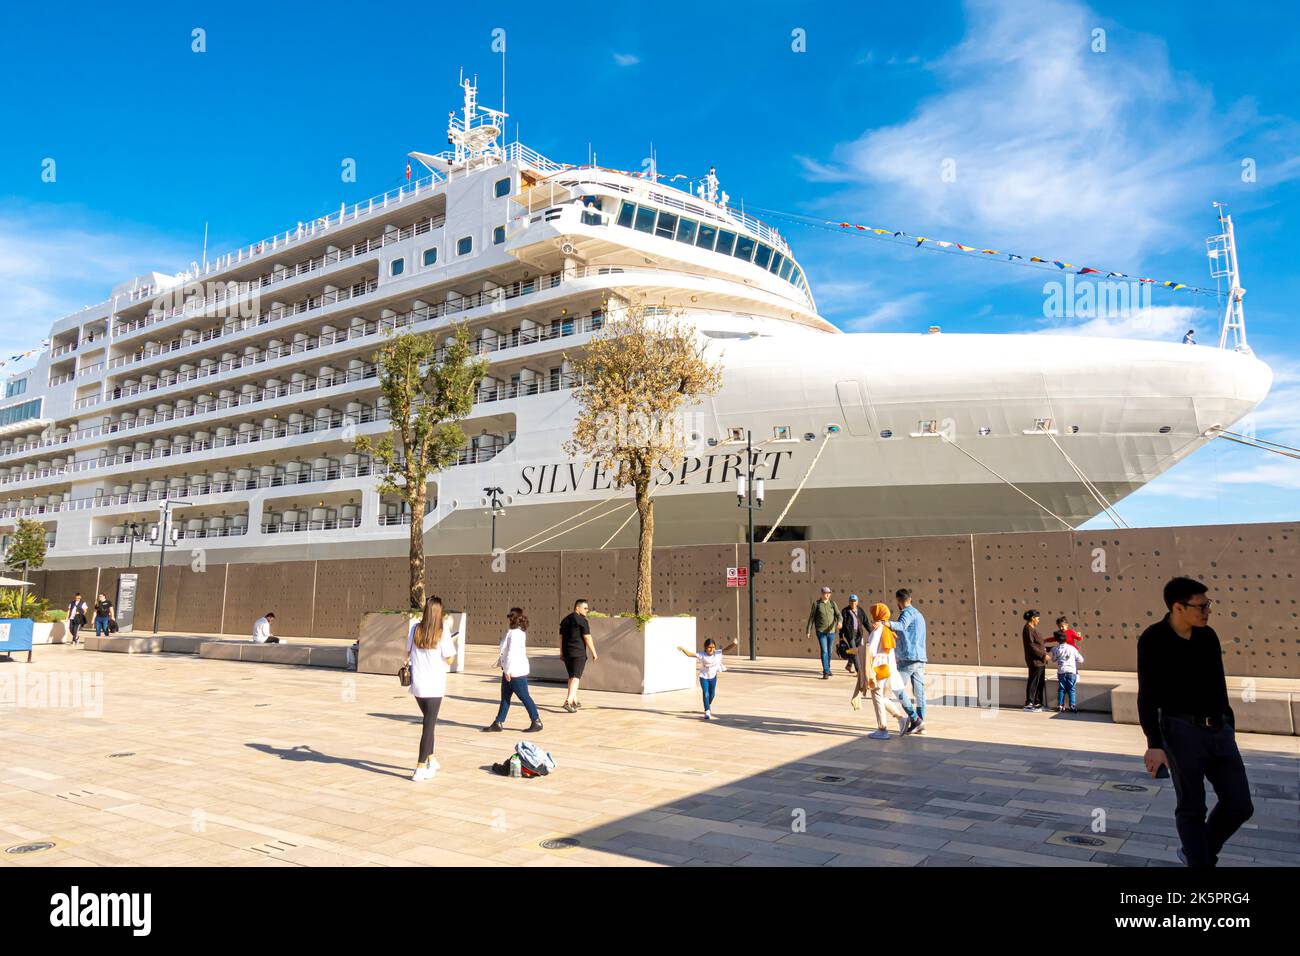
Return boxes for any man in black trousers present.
[1138,576,1253,868]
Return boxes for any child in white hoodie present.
[1052,638,1085,713]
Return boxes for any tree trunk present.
[635,481,653,617]
[409,485,426,610]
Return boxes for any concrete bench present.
[528,653,570,684]
[84,635,230,655]
[1111,687,1296,735]
[198,641,350,669]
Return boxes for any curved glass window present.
[733,235,755,262]
[715,230,736,256]
[617,201,635,228]
[655,211,678,240]
[675,218,697,244]
[778,258,793,280]
[695,223,718,251]
[634,206,657,233]
[0,398,41,427]
[754,243,772,270]
[769,252,785,275]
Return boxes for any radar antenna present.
[447,70,506,168]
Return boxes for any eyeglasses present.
[1179,600,1214,612]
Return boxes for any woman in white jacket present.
[483,608,544,734]
[855,603,922,739]
[407,596,458,781]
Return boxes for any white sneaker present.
[868,729,891,740]
[897,716,911,736]
[1023,704,1035,712]
[411,766,431,782]
[427,755,441,772]
[704,710,712,719]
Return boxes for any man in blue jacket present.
[893,588,927,733]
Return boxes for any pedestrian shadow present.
[582,702,868,737]
[244,742,410,779]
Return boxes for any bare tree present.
[356,324,486,609]
[564,304,722,616]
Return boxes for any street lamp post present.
[484,486,505,552]
[126,522,141,569]
[736,430,765,661]
[150,500,193,634]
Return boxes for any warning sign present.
[726,567,749,588]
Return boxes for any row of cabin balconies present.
[91,498,420,544]
[0,441,506,522]
[74,277,380,394]
[109,215,442,334]
[0,359,548,493]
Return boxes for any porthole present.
[880,429,893,439]
[1158,425,1172,434]
[978,426,991,436]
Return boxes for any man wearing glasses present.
[1137,577,1253,867]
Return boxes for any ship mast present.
[1206,202,1250,353]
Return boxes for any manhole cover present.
[108,752,135,758]
[6,842,55,855]
[1111,784,1148,793]
[539,837,580,850]
[815,774,847,783]
[1061,835,1106,847]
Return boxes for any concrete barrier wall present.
[23,521,1299,677]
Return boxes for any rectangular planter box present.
[581,616,697,695]
[357,611,467,677]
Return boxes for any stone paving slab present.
[0,645,1296,867]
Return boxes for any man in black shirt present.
[1138,576,1253,868]
[559,599,596,713]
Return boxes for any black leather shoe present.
[483,722,504,732]
[525,720,543,733]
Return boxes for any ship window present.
[778,258,793,280]
[655,211,677,239]
[390,257,405,276]
[754,244,772,269]
[457,236,473,255]
[695,223,718,251]
[773,425,792,441]
[715,230,736,256]
[734,235,756,262]
[617,201,636,228]
[879,429,893,439]
[5,379,26,398]
[769,252,785,275]
[675,217,697,244]
[422,247,438,267]
[0,399,41,427]
[494,225,506,245]
[494,177,511,198]
[633,205,657,234]
[580,196,603,226]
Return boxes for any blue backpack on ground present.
[515,741,556,777]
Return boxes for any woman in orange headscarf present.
[854,603,921,739]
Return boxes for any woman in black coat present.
[1022,609,1047,711]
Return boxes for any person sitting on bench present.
[252,612,279,644]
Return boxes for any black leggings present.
[415,696,443,763]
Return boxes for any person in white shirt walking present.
[1052,635,1085,713]
[853,603,921,739]
[251,612,279,643]
[484,607,543,734]
[677,638,738,719]
[406,596,458,782]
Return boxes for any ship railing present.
[94,526,250,545]
[48,372,75,387]
[119,176,445,304]
[50,341,78,359]
[377,512,414,526]
[111,219,442,338]
[262,516,364,534]
[7,448,502,521]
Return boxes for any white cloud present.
[0,204,191,356]
[1038,303,1207,340]
[612,53,640,67]
[804,0,1300,265]
[839,292,927,332]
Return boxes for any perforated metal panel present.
[41,522,1300,675]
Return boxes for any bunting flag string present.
[0,340,51,369]
[744,204,1223,298]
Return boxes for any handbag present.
[835,636,852,660]
[874,662,890,681]
[398,658,412,687]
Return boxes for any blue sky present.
[1,0,1297,528]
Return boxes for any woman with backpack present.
[405,595,457,782]
[484,607,543,734]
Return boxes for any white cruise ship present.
[2,78,1272,570]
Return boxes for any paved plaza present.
[1,644,1297,868]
